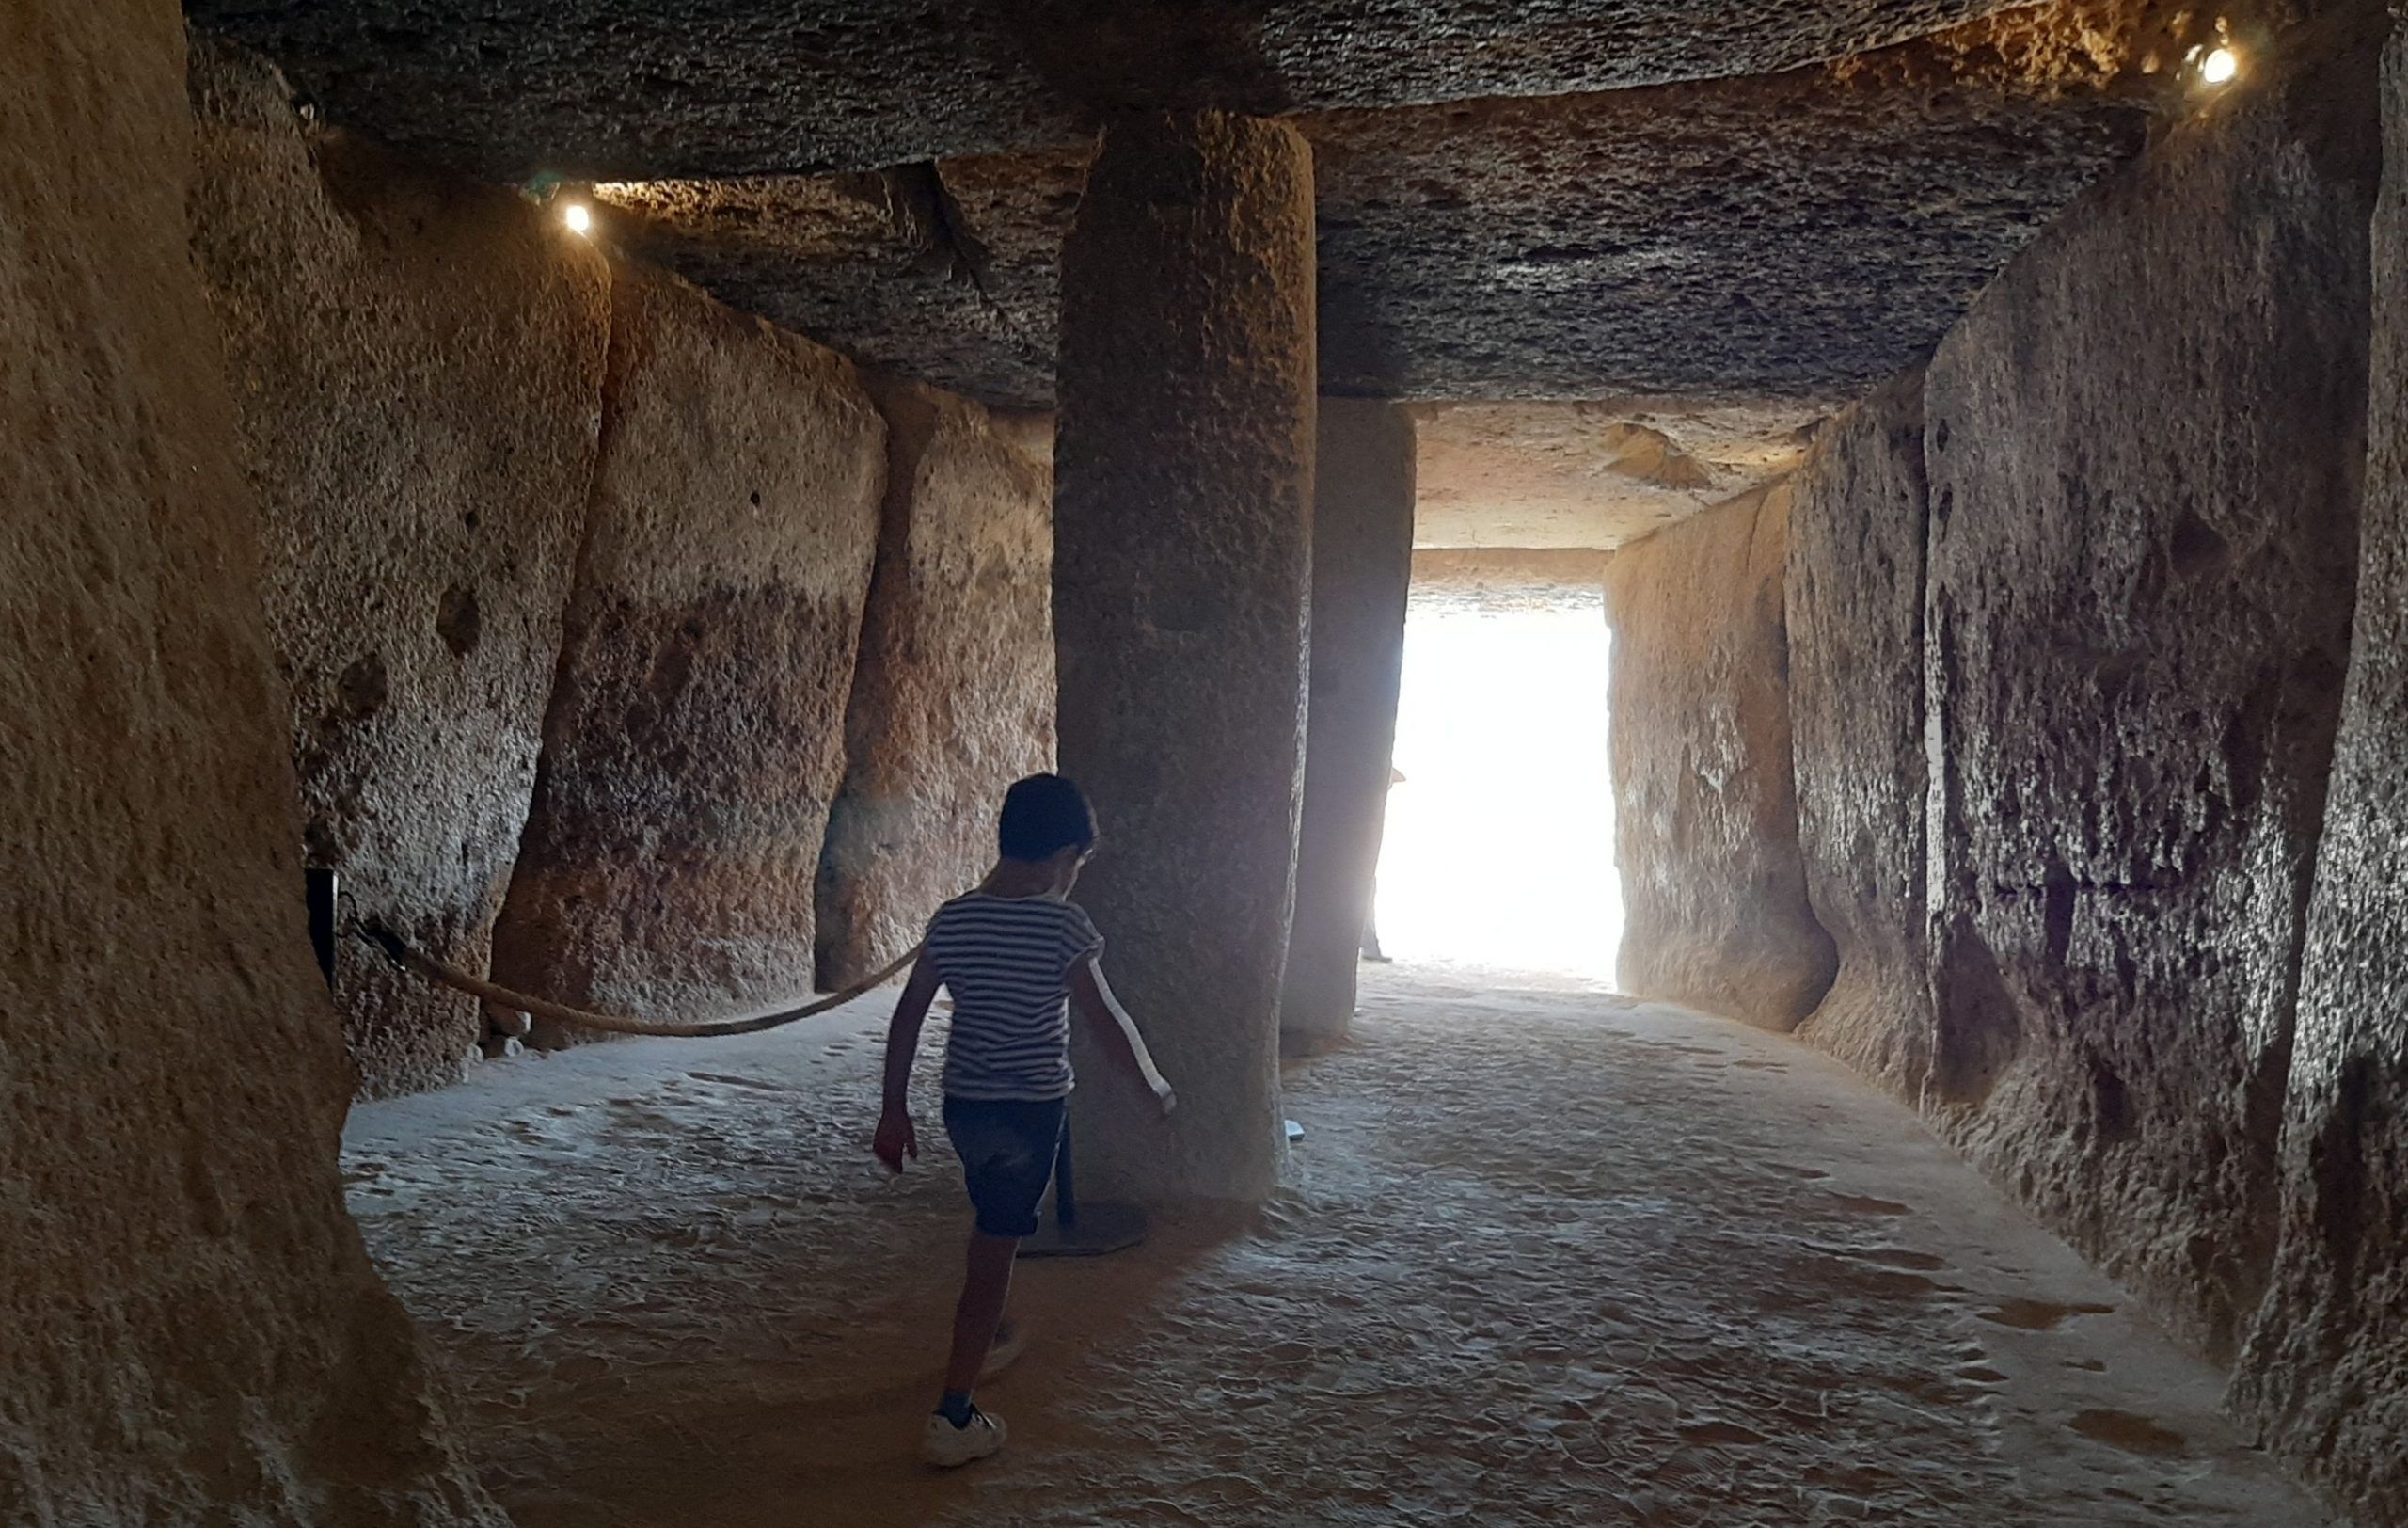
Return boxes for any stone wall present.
[2233,22,2408,1520]
[0,3,493,1519]
[490,262,884,1042]
[1919,24,2375,1362]
[188,36,610,1096]
[817,379,1054,988]
[1786,371,1934,1095]
[1605,483,1836,1029]
[1280,399,1417,1054]
[1758,15,2397,1517]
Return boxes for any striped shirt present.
[926,892,1104,1102]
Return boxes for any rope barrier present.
[356,919,919,1038]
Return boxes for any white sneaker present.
[922,1408,1006,1468]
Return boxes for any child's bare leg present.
[943,1231,1018,1396]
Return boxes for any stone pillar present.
[1054,111,1316,1204]
[1280,400,1416,1054]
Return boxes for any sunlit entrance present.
[1371,588,1619,979]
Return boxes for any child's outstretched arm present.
[874,951,943,1170]
[1069,959,1176,1115]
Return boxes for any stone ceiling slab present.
[1312,42,2152,397]
[562,8,2160,409]
[185,0,2040,180]
[1412,399,1830,549]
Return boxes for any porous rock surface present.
[1408,549,1610,615]
[1054,111,1315,1204]
[1311,39,2148,401]
[582,14,2156,412]
[817,379,1054,989]
[1606,484,1837,1030]
[1280,401,1416,1054]
[0,2,495,1518]
[593,161,1080,414]
[1919,18,2376,1362]
[1787,372,1936,1096]
[2232,22,2408,1521]
[490,263,883,1043]
[184,0,2038,181]
[188,36,610,1097]
[1412,399,1828,549]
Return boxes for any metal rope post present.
[1018,1115,1146,1258]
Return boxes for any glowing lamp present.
[2200,46,2239,85]
[562,202,594,235]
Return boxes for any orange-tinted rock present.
[188,37,610,1097]
[1054,112,1315,1203]
[1280,400,1416,1055]
[1412,399,1827,549]
[2234,21,2408,1522]
[490,264,883,1040]
[1788,371,1934,1093]
[1,4,493,1518]
[1921,18,2377,1361]
[1606,483,1837,1028]
[817,379,1054,988]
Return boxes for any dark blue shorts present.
[942,1097,1066,1238]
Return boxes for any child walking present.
[872,772,1177,1467]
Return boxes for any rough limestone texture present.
[1607,483,1837,1029]
[2233,22,2408,1521]
[1280,401,1416,1055]
[817,379,1055,989]
[1054,112,1316,1204]
[187,37,610,1097]
[184,0,2039,180]
[1412,398,1828,549]
[1787,371,1935,1096]
[490,263,883,1043]
[0,3,496,1519]
[1410,549,1610,615]
[1922,19,2377,1364]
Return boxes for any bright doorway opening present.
[1372,589,1620,979]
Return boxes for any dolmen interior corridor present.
[8,0,2408,1522]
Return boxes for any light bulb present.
[562,202,593,235]
[2200,46,2239,85]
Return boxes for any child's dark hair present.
[998,773,1098,863]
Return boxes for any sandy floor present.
[343,964,2324,1526]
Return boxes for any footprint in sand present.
[1976,1298,2116,1331]
[686,1071,792,1093]
[2068,1409,2186,1458]
[1827,1192,1913,1218]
